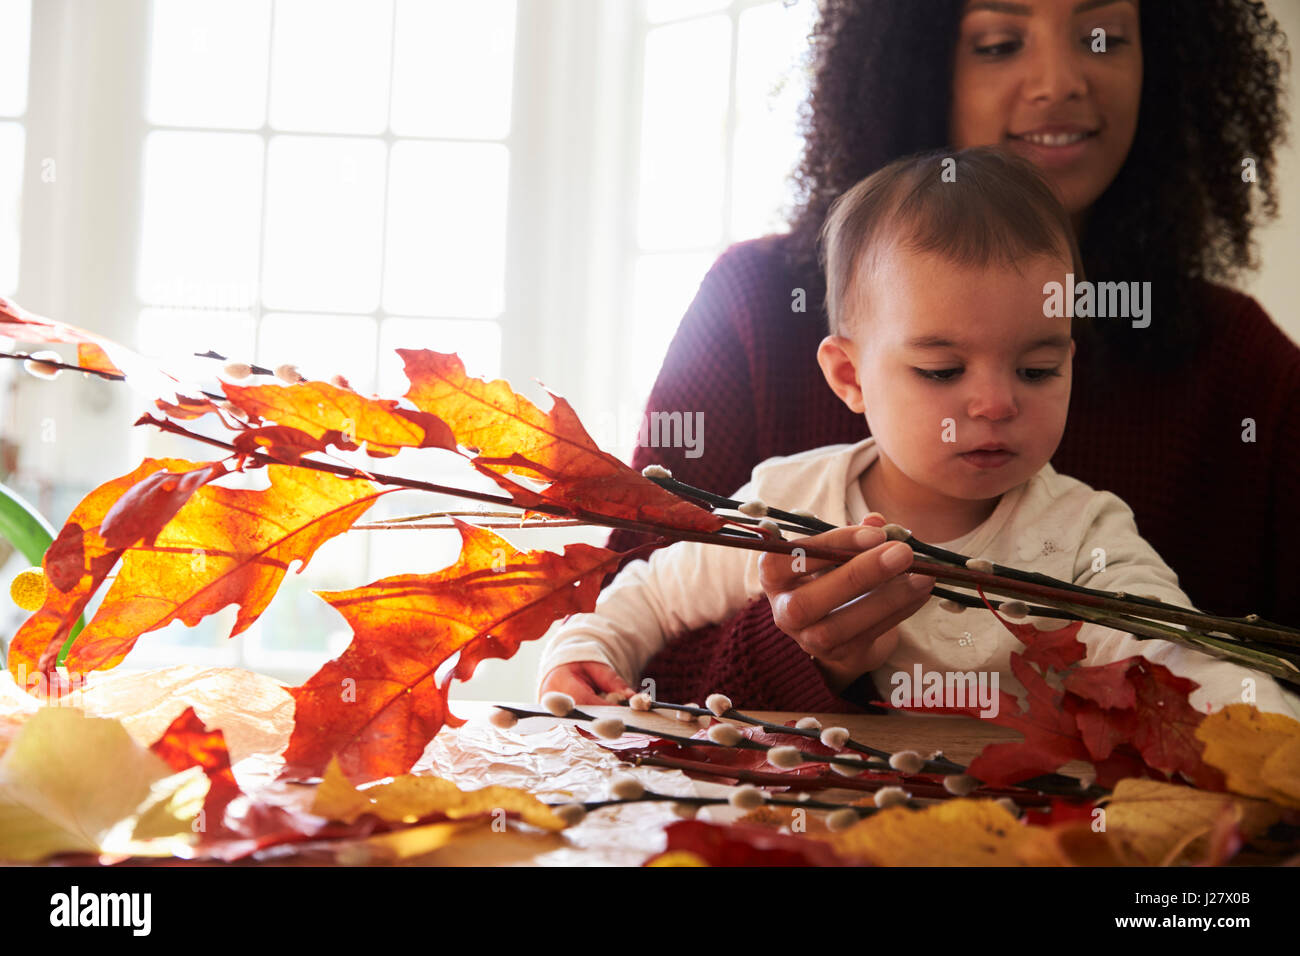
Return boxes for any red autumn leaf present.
[221,379,459,459]
[1064,695,1139,761]
[9,459,388,684]
[148,706,389,862]
[1126,661,1226,790]
[645,819,854,867]
[99,461,228,549]
[398,349,725,533]
[279,518,633,784]
[229,424,336,465]
[154,393,225,421]
[1021,797,1099,828]
[1062,657,1139,709]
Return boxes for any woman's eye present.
[974,38,1021,57]
[1020,367,1062,383]
[1083,33,1128,52]
[915,368,962,382]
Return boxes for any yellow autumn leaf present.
[646,850,710,866]
[1194,703,1300,809]
[1099,778,1282,866]
[311,757,566,831]
[0,708,206,862]
[822,799,1086,866]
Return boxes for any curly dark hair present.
[782,0,1291,366]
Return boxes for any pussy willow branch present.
[139,413,1300,685]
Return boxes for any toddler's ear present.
[816,335,866,415]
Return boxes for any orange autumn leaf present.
[221,379,458,460]
[1098,777,1281,865]
[8,458,199,681]
[280,518,631,784]
[822,799,1119,866]
[10,460,388,683]
[1194,704,1300,809]
[398,349,725,533]
[77,342,124,377]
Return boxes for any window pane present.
[390,0,516,140]
[147,0,272,129]
[259,312,378,394]
[646,0,729,24]
[638,16,730,250]
[731,0,815,239]
[261,135,386,313]
[0,122,22,294]
[269,0,394,134]
[249,532,366,656]
[136,307,257,389]
[378,317,500,397]
[630,252,714,401]
[0,0,30,116]
[137,131,263,309]
[384,141,508,318]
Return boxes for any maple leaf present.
[9,459,388,684]
[398,349,725,533]
[279,519,633,784]
[221,379,458,459]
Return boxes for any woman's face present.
[949,0,1142,221]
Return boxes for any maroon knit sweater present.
[600,234,1300,712]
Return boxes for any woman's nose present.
[1021,34,1089,103]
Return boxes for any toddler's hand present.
[756,512,934,693]
[538,661,637,706]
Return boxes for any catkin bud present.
[790,508,818,519]
[831,754,865,777]
[820,726,850,749]
[611,774,644,800]
[938,599,966,614]
[23,350,63,380]
[641,464,672,479]
[943,774,980,796]
[995,797,1020,817]
[487,707,518,730]
[888,750,925,774]
[873,786,911,809]
[628,692,653,712]
[328,373,351,389]
[541,691,574,717]
[882,523,911,541]
[766,746,802,770]
[795,716,822,731]
[737,499,768,517]
[705,693,732,717]
[826,808,861,832]
[221,362,253,379]
[999,600,1029,619]
[707,722,742,747]
[965,558,994,574]
[675,703,699,723]
[274,363,304,384]
[591,717,625,740]
[728,786,764,811]
[756,518,782,539]
[554,803,586,826]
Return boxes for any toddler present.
[537,146,1300,720]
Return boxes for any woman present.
[592,0,1298,711]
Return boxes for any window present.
[0,0,31,295]
[622,0,816,453]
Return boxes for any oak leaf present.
[280,519,631,783]
[221,380,458,459]
[399,349,725,532]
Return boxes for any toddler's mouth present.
[959,447,1016,469]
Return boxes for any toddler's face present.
[823,245,1074,504]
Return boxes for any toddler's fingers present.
[584,662,636,699]
[806,576,934,664]
[757,524,886,592]
[540,667,607,706]
[769,538,918,636]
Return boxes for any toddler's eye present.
[915,368,962,382]
[1020,367,1062,383]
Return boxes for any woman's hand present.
[538,661,638,706]
[757,513,934,694]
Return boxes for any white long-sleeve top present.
[536,436,1300,718]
